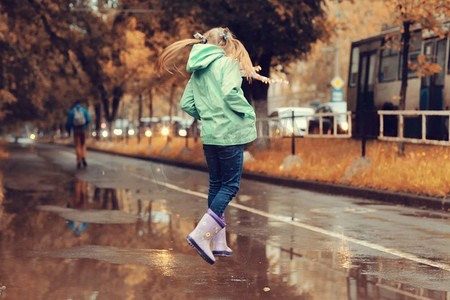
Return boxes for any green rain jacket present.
[180,44,257,146]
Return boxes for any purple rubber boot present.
[212,215,233,257]
[186,209,225,264]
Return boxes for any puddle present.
[1,178,449,299]
[264,240,450,299]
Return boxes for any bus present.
[347,22,450,141]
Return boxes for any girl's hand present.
[252,66,270,84]
[248,66,289,85]
[253,65,262,73]
[253,74,271,84]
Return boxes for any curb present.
[86,146,449,212]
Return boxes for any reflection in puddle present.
[264,239,449,299]
[37,180,170,236]
[32,245,187,277]
[37,205,139,224]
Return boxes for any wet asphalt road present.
[0,142,449,300]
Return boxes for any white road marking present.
[133,174,450,272]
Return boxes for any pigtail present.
[156,38,203,75]
[229,39,254,82]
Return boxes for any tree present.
[385,0,449,111]
[383,0,449,154]
[0,0,83,133]
[0,0,103,133]
[26,0,181,136]
[0,0,161,136]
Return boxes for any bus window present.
[436,38,446,86]
[349,46,359,87]
[368,54,376,91]
[379,40,399,82]
[399,32,421,79]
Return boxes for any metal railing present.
[255,111,353,156]
[255,111,352,140]
[378,110,450,146]
[306,111,352,138]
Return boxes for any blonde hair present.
[156,27,254,81]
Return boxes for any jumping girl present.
[157,27,265,264]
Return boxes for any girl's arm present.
[248,66,289,84]
[250,65,270,84]
[180,79,201,120]
[222,60,255,119]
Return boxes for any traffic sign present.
[331,89,344,102]
[331,76,344,90]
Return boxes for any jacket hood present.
[186,44,225,72]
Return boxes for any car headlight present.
[113,129,123,136]
[161,127,169,136]
[128,129,135,136]
[145,129,152,137]
[178,128,187,137]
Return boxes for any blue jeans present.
[203,144,244,217]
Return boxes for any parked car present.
[269,107,315,137]
[308,102,349,134]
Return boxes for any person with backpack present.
[66,99,91,168]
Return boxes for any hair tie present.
[218,28,229,41]
[223,28,229,40]
[217,27,230,41]
[193,32,207,44]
